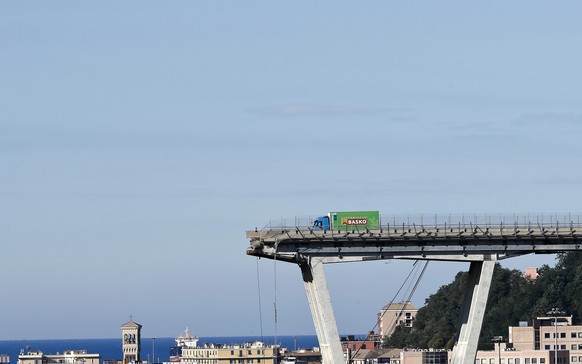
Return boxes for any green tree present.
[382,254,582,351]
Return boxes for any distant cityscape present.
[5,265,582,363]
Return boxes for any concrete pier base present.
[300,257,344,364]
[450,260,496,364]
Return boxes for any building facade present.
[343,348,448,364]
[475,344,564,364]
[121,320,142,363]
[400,349,448,364]
[280,349,321,364]
[181,341,280,364]
[524,268,539,280]
[342,334,381,353]
[476,315,582,364]
[18,350,100,364]
[377,302,418,338]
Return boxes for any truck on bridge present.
[312,211,380,231]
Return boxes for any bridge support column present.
[300,257,344,364]
[451,260,496,364]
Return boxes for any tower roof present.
[121,320,142,329]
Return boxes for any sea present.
[0,336,319,364]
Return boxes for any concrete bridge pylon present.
[450,259,496,364]
[300,257,345,364]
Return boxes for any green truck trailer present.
[313,211,380,231]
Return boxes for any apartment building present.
[344,347,448,364]
[181,341,280,364]
[476,315,581,364]
[475,343,562,364]
[18,350,100,364]
[342,333,381,352]
[377,302,418,338]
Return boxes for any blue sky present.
[1,1,582,341]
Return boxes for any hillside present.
[383,252,582,350]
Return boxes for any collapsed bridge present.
[246,213,582,364]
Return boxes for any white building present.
[18,350,99,364]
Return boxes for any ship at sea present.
[169,328,199,362]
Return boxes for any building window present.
[525,359,530,364]
[573,357,578,363]
[545,345,550,350]
[540,360,545,364]
[545,333,550,339]
[573,345,578,350]
[572,333,577,338]
[560,333,566,338]
[532,359,537,364]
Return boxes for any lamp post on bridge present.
[546,308,566,364]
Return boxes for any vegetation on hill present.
[383,252,582,350]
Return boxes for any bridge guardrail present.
[260,213,582,232]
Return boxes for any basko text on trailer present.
[312,211,380,231]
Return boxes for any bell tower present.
[121,318,142,363]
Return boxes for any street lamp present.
[491,336,505,364]
[546,308,566,364]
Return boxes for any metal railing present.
[260,213,582,231]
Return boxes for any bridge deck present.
[246,223,581,262]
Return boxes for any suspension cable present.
[349,260,429,362]
[386,261,429,342]
[273,241,279,347]
[256,257,264,342]
[374,260,423,332]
